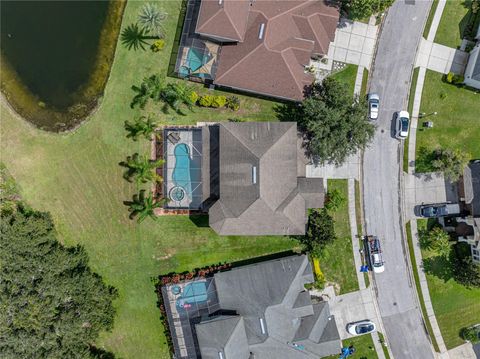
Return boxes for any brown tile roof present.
[195,0,251,42]
[196,0,340,100]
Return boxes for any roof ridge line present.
[215,43,264,83]
[197,6,223,33]
[280,48,308,95]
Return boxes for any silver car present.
[367,93,380,120]
[395,111,410,139]
[347,320,377,336]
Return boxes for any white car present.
[395,111,410,139]
[367,93,380,120]
[347,320,377,336]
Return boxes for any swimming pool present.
[171,143,192,199]
[176,281,208,308]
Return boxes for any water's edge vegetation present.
[0,1,126,132]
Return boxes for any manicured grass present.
[415,70,480,172]
[403,66,419,173]
[405,221,440,352]
[360,68,369,99]
[423,0,439,39]
[0,1,298,357]
[318,180,358,295]
[331,64,358,97]
[343,334,379,358]
[418,220,480,349]
[434,0,480,48]
[377,332,391,359]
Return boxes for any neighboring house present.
[162,122,324,235]
[161,254,341,359]
[176,0,340,100]
[456,161,480,264]
[464,24,480,89]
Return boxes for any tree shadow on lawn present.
[459,1,480,45]
[423,254,453,283]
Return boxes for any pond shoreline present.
[0,0,127,133]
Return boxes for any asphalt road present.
[363,1,434,358]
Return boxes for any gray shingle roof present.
[463,161,480,216]
[208,122,324,235]
[195,255,340,358]
[195,316,249,359]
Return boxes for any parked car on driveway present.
[368,93,380,120]
[419,203,460,218]
[347,320,376,336]
[395,111,410,139]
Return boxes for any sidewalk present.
[406,0,450,356]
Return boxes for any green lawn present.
[423,0,439,39]
[331,64,358,97]
[318,180,358,295]
[343,334,379,358]
[0,1,298,357]
[415,70,480,171]
[434,0,480,48]
[418,220,480,349]
[403,66,419,173]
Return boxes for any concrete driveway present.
[404,172,458,219]
[306,152,360,180]
[329,288,381,340]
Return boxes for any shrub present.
[299,209,336,254]
[460,326,480,343]
[226,96,240,111]
[198,95,214,107]
[324,188,346,212]
[211,95,227,108]
[446,72,464,84]
[431,148,470,181]
[189,91,199,104]
[446,72,455,83]
[151,39,165,52]
[439,91,447,100]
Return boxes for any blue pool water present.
[178,48,211,78]
[172,143,192,197]
[176,281,208,308]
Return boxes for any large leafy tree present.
[340,0,394,20]
[124,190,164,223]
[137,3,167,38]
[292,78,374,165]
[130,74,164,109]
[419,226,452,258]
[0,206,117,358]
[125,115,158,141]
[120,153,164,186]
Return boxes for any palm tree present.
[125,115,158,141]
[120,153,164,186]
[124,190,165,223]
[130,74,164,109]
[121,23,149,51]
[160,82,195,114]
[138,3,167,38]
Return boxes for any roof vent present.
[259,318,267,334]
[218,0,223,4]
[258,23,265,40]
[218,352,224,359]
[252,166,257,184]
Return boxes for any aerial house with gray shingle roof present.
[162,121,324,236]
[160,254,341,359]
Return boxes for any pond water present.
[0,1,122,131]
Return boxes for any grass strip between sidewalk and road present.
[423,0,439,39]
[354,180,369,288]
[403,66,419,173]
[405,221,440,352]
[377,332,391,359]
